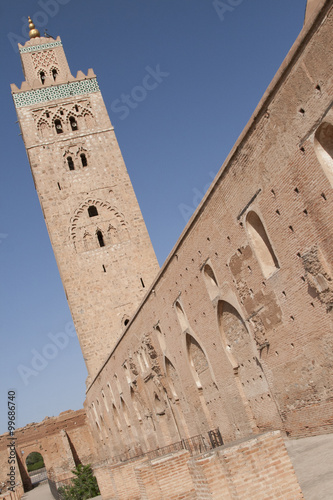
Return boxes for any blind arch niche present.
[314,122,333,187]
[246,211,279,278]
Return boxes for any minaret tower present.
[11,19,159,383]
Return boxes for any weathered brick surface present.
[95,432,303,500]
[4,2,333,499]
[83,1,333,463]
[0,409,97,494]
[12,36,159,384]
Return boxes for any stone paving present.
[21,482,53,500]
[285,433,333,500]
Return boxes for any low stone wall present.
[94,431,303,499]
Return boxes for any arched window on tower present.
[80,153,88,167]
[88,206,98,217]
[39,71,46,84]
[69,116,78,131]
[54,119,63,134]
[97,230,105,247]
[52,68,58,81]
[67,156,74,171]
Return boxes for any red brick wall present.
[85,2,333,459]
[94,431,303,500]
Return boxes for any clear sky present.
[0,0,307,434]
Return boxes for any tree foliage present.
[26,452,45,471]
[58,464,100,500]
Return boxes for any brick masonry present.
[84,0,333,463]
[11,35,159,385]
[0,409,97,494]
[2,1,333,498]
[93,431,303,500]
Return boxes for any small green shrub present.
[58,464,100,500]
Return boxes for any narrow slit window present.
[97,230,105,247]
[40,71,46,84]
[69,116,78,131]
[54,119,63,134]
[74,105,79,112]
[88,206,98,217]
[52,68,58,81]
[57,182,61,190]
[67,156,74,170]
[140,278,145,288]
[80,153,88,167]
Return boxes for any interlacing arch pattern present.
[36,118,51,138]
[71,199,129,252]
[31,49,58,69]
[34,101,95,138]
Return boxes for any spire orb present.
[28,16,40,39]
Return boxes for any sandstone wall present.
[85,0,333,463]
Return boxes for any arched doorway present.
[25,451,47,488]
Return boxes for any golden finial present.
[28,16,40,39]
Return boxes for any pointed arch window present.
[54,119,63,134]
[246,211,279,278]
[80,153,88,167]
[52,68,58,81]
[69,116,78,131]
[67,156,74,171]
[97,230,105,247]
[39,71,46,84]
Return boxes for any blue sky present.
[0,0,307,434]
